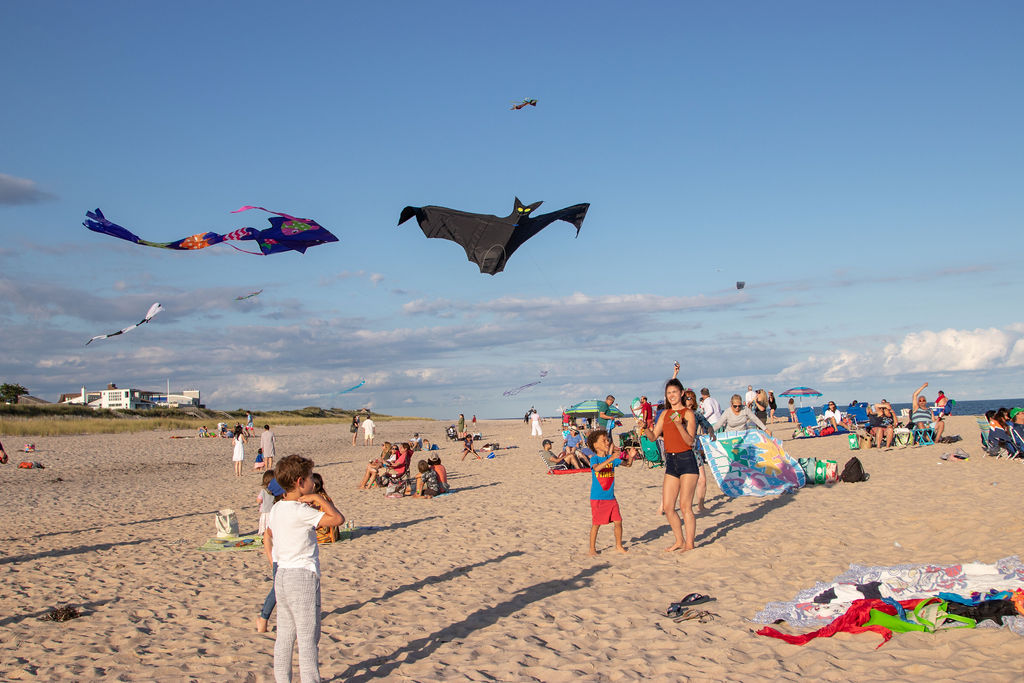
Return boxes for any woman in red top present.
[643,374,698,553]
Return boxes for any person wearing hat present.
[564,425,585,461]
[540,438,586,470]
[1008,408,1024,451]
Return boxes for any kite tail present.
[231,206,304,222]
[228,243,266,256]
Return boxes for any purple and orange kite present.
[83,206,338,256]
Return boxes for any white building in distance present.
[58,383,201,410]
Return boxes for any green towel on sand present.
[198,534,264,552]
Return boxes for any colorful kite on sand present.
[399,197,589,275]
[86,302,163,345]
[235,289,263,301]
[84,206,338,256]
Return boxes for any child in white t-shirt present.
[264,455,344,682]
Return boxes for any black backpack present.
[840,456,869,483]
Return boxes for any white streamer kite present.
[85,303,163,345]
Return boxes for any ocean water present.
[780,398,1024,418]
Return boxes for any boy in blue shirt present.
[587,429,631,556]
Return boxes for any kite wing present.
[234,289,263,301]
[84,207,337,255]
[86,302,163,345]
[399,198,589,275]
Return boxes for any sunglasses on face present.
[731,404,742,408]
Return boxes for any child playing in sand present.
[460,433,480,461]
[253,448,266,471]
[257,470,276,536]
[263,454,344,681]
[428,454,448,492]
[587,429,631,556]
[413,460,442,498]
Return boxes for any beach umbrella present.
[565,400,626,419]
[779,386,822,407]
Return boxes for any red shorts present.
[590,499,622,526]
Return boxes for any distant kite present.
[234,289,263,301]
[511,99,537,110]
[86,303,163,345]
[539,370,549,378]
[503,381,541,397]
[84,206,338,256]
[399,197,589,275]
[736,281,746,290]
[337,379,365,394]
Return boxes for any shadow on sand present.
[328,562,608,682]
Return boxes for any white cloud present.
[777,325,1024,383]
[0,173,56,205]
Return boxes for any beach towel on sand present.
[751,556,1024,636]
[198,534,264,552]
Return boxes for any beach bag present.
[893,428,913,447]
[840,456,869,483]
[823,460,839,484]
[215,509,239,538]
[349,423,358,433]
[847,433,860,450]
[798,458,817,483]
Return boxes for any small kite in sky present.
[84,206,338,256]
[86,302,163,345]
[503,380,542,397]
[736,281,746,290]
[337,379,365,394]
[511,99,537,110]
[398,197,589,275]
[234,289,263,301]
[539,370,549,378]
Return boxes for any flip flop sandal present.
[696,611,719,623]
[665,603,686,618]
[673,610,700,623]
[679,593,715,606]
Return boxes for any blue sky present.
[1,1,1022,418]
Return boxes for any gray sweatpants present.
[273,568,322,683]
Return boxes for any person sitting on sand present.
[985,410,1019,456]
[713,395,767,432]
[198,425,209,437]
[911,382,945,442]
[413,460,442,498]
[412,433,423,451]
[357,441,392,489]
[823,401,844,429]
[253,447,267,471]
[0,438,7,465]
[540,438,586,470]
[563,425,586,461]
[428,454,449,492]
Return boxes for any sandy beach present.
[1,414,1023,681]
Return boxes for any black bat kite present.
[398,197,589,275]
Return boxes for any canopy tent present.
[565,399,626,419]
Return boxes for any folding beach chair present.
[846,403,869,425]
[639,436,663,469]
[976,417,991,451]
[912,425,935,446]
